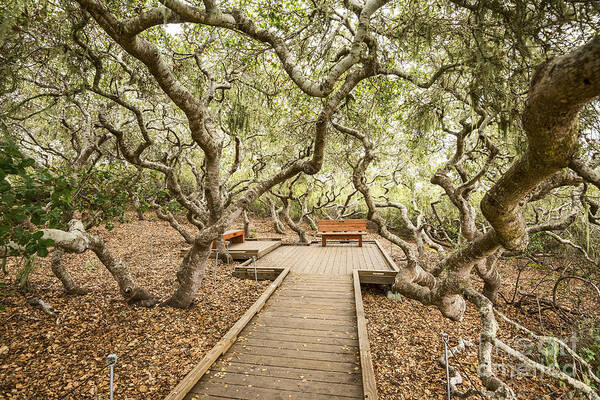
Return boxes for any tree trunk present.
[413,228,425,259]
[270,201,285,234]
[279,199,309,243]
[215,237,233,264]
[43,220,157,306]
[87,234,157,306]
[476,253,502,304]
[242,209,250,237]
[162,241,212,308]
[50,249,89,295]
[134,197,144,220]
[305,215,318,231]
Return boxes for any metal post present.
[106,354,118,400]
[214,247,218,284]
[441,333,451,400]
[252,256,258,289]
[225,240,231,263]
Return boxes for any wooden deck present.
[210,240,281,260]
[255,241,394,275]
[184,273,363,400]
[167,241,394,400]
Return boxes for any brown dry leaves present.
[0,215,587,399]
[0,216,269,400]
[361,249,584,400]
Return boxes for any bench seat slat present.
[317,231,367,236]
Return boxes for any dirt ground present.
[0,215,595,399]
[363,287,579,400]
[0,215,269,400]
[363,247,592,399]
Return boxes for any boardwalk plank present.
[236,331,357,346]
[259,310,357,320]
[215,353,358,373]
[227,345,358,363]
[193,382,359,400]
[273,290,354,298]
[268,297,355,307]
[195,372,363,397]
[256,315,356,328]
[208,362,360,385]
[172,243,392,400]
[250,318,356,333]
[235,337,358,354]
[264,301,355,312]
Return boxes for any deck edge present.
[163,267,290,400]
[353,269,379,400]
[246,237,283,241]
[374,239,399,272]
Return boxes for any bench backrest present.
[317,219,367,232]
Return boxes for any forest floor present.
[0,214,595,399]
[364,245,592,399]
[0,215,270,400]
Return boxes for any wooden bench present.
[212,229,245,249]
[317,219,367,247]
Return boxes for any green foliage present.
[73,163,134,230]
[227,101,251,135]
[540,341,560,370]
[0,139,72,258]
[84,259,97,271]
[576,319,600,378]
[526,232,545,255]
[0,1,26,95]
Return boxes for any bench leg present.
[322,237,326,247]
[358,236,363,247]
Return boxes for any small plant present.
[85,259,97,271]
[540,340,560,370]
[14,256,36,291]
[527,232,545,255]
[575,318,600,378]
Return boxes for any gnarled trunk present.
[267,197,286,234]
[305,215,318,231]
[43,220,157,306]
[134,196,144,220]
[215,237,233,264]
[162,240,212,308]
[279,198,309,243]
[242,209,250,237]
[87,234,156,306]
[50,249,89,295]
[476,251,502,304]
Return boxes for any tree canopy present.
[2,0,600,397]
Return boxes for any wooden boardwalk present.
[168,241,391,400]
[210,240,281,260]
[256,242,394,275]
[185,273,362,400]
